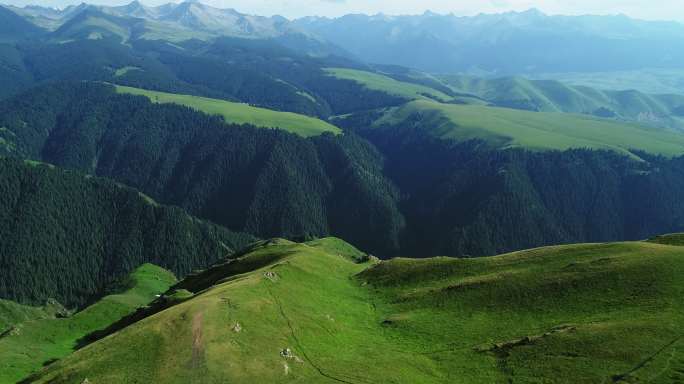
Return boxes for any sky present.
[2,0,682,21]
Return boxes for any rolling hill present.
[324,67,452,102]
[0,264,176,384]
[439,75,684,130]
[374,99,684,158]
[323,67,684,132]
[532,68,684,95]
[115,85,341,137]
[22,236,684,383]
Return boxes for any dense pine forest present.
[0,82,403,256]
[0,38,407,115]
[3,82,684,262]
[0,157,254,307]
[360,122,684,256]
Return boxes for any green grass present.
[55,16,131,43]
[376,100,684,158]
[0,264,176,384]
[114,66,142,77]
[26,237,684,383]
[0,300,63,333]
[325,67,452,101]
[533,68,684,95]
[440,74,684,130]
[115,85,341,138]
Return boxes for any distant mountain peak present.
[521,8,545,16]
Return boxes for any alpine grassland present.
[324,67,452,101]
[115,85,341,137]
[25,237,684,383]
[0,264,176,383]
[376,100,684,157]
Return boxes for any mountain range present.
[295,9,684,74]
[5,2,684,80]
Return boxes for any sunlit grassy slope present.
[440,74,684,130]
[0,264,176,384]
[115,85,341,138]
[376,99,684,157]
[325,67,452,101]
[27,236,684,383]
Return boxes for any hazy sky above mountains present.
[3,0,681,21]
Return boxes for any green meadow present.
[27,236,684,383]
[325,67,452,101]
[0,264,175,383]
[115,85,341,138]
[377,100,684,157]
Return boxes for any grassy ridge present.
[360,240,684,383]
[27,237,684,383]
[115,85,341,137]
[377,100,684,157]
[0,264,176,383]
[440,75,684,130]
[325,67,452,101]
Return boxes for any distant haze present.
[2,0,683,21]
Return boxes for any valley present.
[0,0,683,382]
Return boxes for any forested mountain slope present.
[0,157,254,308]
[0,5,44,42]
[0,82,404,256]
[351,120,684,256]
[5,82,684,258]
[0,37,404,116]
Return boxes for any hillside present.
[0,36,402,117]
[375,100,684,158]
[0,82,404,256]
[0,264,176,384]
[0,157,255,308]
[533,68,684,95]
[50,8,137,43]
[325,67,452,102]
[115,85,341,137]
[23,236,684,383]
[0,5,45,42]
[439,75,684,130]
[7,83,684,258]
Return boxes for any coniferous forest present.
[2,82,684,264]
